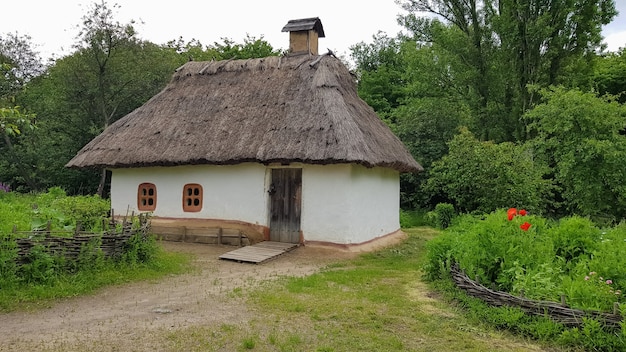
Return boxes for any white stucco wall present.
[111,162,401,245]
[300,164,400,244]
[110,164,268,225]
[347,165,400,242]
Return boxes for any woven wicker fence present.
[450,262,623,330]
[10,213,149,265]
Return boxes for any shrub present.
[548,216,600,269]
[0,234,18,286]
[433,203,455,229]
[425,128,548,214]
[19,244,60,285]
[122,233,158,266]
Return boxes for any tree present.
[10,1,282,195]
[524,87,626,221]
[0,33,43,191]
[165,35,281,62]
[593,48,626,103]
[67,1,182,196]
[351,32,408,122]
[9,1,181,194]
[0,32,44,98]
[398,0,617,141]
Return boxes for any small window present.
[137,183,157,211]
[182,183,203,212]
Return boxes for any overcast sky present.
[2,0,626,61]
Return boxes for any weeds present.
[425,209,626,351]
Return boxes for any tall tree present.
[12,1,181,194]
[351,32,407,122]
[0,33,42,191]
[0,32,44,98]
[63,1,185,196]
[398,0,617,141]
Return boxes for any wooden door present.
[269,168,302,243]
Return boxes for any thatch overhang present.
[66,54,423,173]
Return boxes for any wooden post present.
[12,225,17,233]
[217,227,223,245]
[46,220,52,235]
[75,221,81,235]
[109,209,116,229]
[519,289,525,298]
[560,295,567,306]
[614,302,620,315]
[238,231,243,247]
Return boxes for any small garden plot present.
[425,208,626,351]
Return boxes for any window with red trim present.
[137,183,157,211]
[183,183,203,212]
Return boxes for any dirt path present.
[0,242,355,351]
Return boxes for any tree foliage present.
[426,128,547,214]
[0,33,44,99]
[524,87,626,221]
[593,48,626,103]
[397,0,616,141]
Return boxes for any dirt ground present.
[0,242,357,351]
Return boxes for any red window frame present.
[182,183,203,212]
[137,183,157,211]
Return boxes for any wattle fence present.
[450,262,623,330]
[9,213,149,264]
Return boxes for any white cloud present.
[604,30,626,52]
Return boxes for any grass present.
[166,227,558,352]
[0,244,191,312]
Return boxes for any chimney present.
[281,17,325,55]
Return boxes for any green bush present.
[0,234,18,287]
[548,216,600,268]
[424,204,457,230]
[122,233,158,266]
[425,128,548,214]
[19,244,60,285]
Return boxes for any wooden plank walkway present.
[218,241,299,264]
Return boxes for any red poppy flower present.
[520,222,531,231]
[519,209,527,216]
[507,208,517,221]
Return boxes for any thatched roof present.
[66,54,422,173]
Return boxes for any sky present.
[2,0,626,61]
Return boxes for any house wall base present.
[302,229,407,253]
[148,217,269,245]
